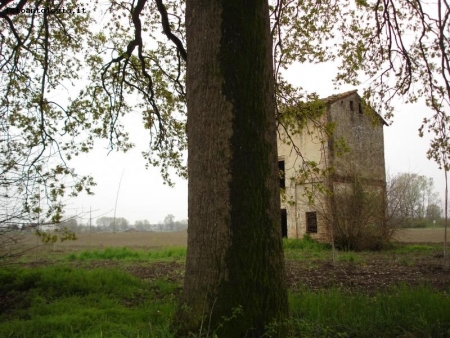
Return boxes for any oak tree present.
[177,1,288,336]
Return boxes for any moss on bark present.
[211,1,288,336]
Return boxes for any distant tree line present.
[388,173,443,228]
[61,214,187,233]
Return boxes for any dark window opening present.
[278,160,285,188]
[349,100,354,112]
[281,209,288,238]
[306,212,318,233]
[358,103,363,114]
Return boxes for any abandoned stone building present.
[278,90,387,242]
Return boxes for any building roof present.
[322,89,388,126]
[323,90,358,104]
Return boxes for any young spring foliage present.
[2,0,449,221]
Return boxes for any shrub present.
[330,178,391,251]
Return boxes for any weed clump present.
[283,234,330,251]
[67,246,186,261]
[0,266,176,337]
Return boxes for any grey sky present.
[67,61,445,225]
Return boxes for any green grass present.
[2,264,450,337]
[391,243,437,253]
[283,236,440,263]
[337,252,359,263]
[66,246,186,262]
[283,235,331,261]
[0,266,177,337]
[2,241,449,337]
[283,235,330,251]
[289,285,450,337]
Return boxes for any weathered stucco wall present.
[278,116,329,240]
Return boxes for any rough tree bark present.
[176,0,289,336]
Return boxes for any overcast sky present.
[66,60,445,225]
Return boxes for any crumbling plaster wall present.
[328,93,386,184]
[278,117,329,239]
[327,93,387,235]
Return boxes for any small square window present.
[349,100,354,112]
[306,212,317,233]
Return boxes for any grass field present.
[20,231,188,250]
[394,227,450,243]
[1,230,450,337]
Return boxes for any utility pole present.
[89,207,92,246]
[113,169,125,234]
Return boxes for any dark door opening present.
[306,211,318,233]
[281,209,288,238]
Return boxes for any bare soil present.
[286,252,450,293]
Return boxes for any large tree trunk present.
[176,0,288,336]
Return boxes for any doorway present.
[281,209,288,238]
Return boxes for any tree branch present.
[154,0,187,62]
